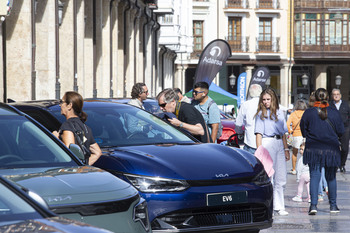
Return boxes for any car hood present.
[96,143,259,180]
[0,217,112,232]
[0,166,138,206]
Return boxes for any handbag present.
[287,120,301,146]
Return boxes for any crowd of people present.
[235,85,348,216]
[54,82,349,217]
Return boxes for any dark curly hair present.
[131,83,146,99]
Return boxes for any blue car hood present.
[97,143,259,180]
[0,166,138,206]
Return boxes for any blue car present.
[12,100,273,233]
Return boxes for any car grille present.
[187,176,254,186]
[151,204,269,230]
[51,195,139,216]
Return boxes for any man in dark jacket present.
[330,88,350,173]
[156,88,210,143]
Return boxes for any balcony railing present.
[225,0,249,8]
[256,37,280,52]
[294,0,350,8]
[256,0,279,9]
[226,36,249,52]
[190,50,202,59]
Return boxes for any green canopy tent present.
[185,83,238,106]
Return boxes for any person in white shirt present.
[235,84,263,154]
[174,88,191,104]
[128,83,149,109]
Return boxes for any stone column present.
[315,65,328,89]
[244,65,254,91]
[0,21,4,102]
[111,0,120,97]
[280,64,291,107]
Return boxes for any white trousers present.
[262,137,287,211]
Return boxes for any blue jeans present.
[243,144,256,155]
[310,164,337,207]
[318,167,328,195]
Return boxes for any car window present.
[0,183,42,222]
[51,106,194,147]
[0,115,76,168]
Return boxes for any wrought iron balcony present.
[225,0,249,8]
[294,0,350,8]
[256,0,279,9]
[226,36,249,52]
[256,37,280,53]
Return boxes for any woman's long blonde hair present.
[255,88,279,121]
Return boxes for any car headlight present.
[252,168,270,186]
[134,198,150,231]
[125,174,189,192]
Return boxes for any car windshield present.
[0,115,76,168]
[0,182,42,223]
[51,104,195,147]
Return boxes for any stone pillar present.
[280,64,291,107]
[244,65,254,91]
[315,65,328,89]
[0,21,4,102]
[98,0,111,97]
[111,0,120,97]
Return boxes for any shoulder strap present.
[175,101,182,118]
[207,100,215,113]
[325,118,337,136]
[291,120,301,135]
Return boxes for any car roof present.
[0,103,25,116]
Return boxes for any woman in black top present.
[53,91,102,165]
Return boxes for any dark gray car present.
[0,103,151,233]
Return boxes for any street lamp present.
[301,74,309,87]
[229,73,236,88]
[335,74,342,88]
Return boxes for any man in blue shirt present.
[192,82,221,143]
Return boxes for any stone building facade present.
[0,0,160,102]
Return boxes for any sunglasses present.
[143,90,149,94]
[59,99,65,105]
[158,103,167,108]
[193,90,204,95]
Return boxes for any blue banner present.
[237,72,247,107]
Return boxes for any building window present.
[259,18,272,50]
[325,13,347,45]
[228,17,242,51]
[304,13,319,45]
[159,14,173,24]
[193,21,203,51]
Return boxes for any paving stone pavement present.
[260,151,350,233]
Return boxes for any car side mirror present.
[28,190,49,209]
[69,144,85,161]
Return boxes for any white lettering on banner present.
[252,77,265,82]
[239,75,246,105]
[223,195,233,202]
[203,56,223,66]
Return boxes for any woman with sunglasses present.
[53,91,102,165]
